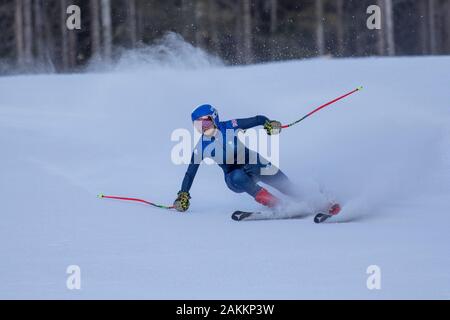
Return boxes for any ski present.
[231,210,309,222]
[231,211,258,221]
[232,203,341,223]
[313,213,332,224]
[314,203,342,224]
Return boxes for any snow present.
[1,52,449,299]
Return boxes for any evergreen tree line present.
[0,0,449,74]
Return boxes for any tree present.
[428,0,437,54]
[207,0,220,53]
[270,0,277,34]
[3,0,450,74]
[68,13,77,68]
[127,0,138,47]
[60,0,78,70]
[336,0,345,56]
[445,0,450,53]
[384,0,395,56]
[315,0,325,56]
[181,0,194,41]
[42,0,56,70]
[101,0,113,61]
[33,0,45,64]
[90,0,101,57]
[23,0,33,65]
[376,0,386,55]
[15,0,25,67]
[241,0,253,63]
[418,0,429,54]
[194,0,207,47]
[61,0,69,70]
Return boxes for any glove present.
[264,120,282,135]
[174,191,191,212]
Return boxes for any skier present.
[173,104,340,216]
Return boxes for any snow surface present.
[1,48,449,299]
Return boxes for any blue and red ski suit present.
[180,115,296,199]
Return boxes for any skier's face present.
[194,115,217,136]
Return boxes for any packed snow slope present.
[1,54,449,299]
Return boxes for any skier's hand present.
[264,120,282,135]
[174,191,190,212]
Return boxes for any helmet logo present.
[211,107,218,119]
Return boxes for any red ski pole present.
[281,86,363,129]
[98,194,175,210]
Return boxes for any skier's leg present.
[225,169,261,196]
[225,169,279,207]
[255,167,300,198]
[260,168,339,214]
[248,154,300,198]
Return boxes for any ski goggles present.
[194,116,216,132]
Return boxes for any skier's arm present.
[174,152,199,212]
[230,116,282,135]
[233,115,270,130]
[180,161,200,193]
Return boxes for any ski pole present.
[98,194,175,210]
[281,86,363,129]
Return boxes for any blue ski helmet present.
[191,104,220,127]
